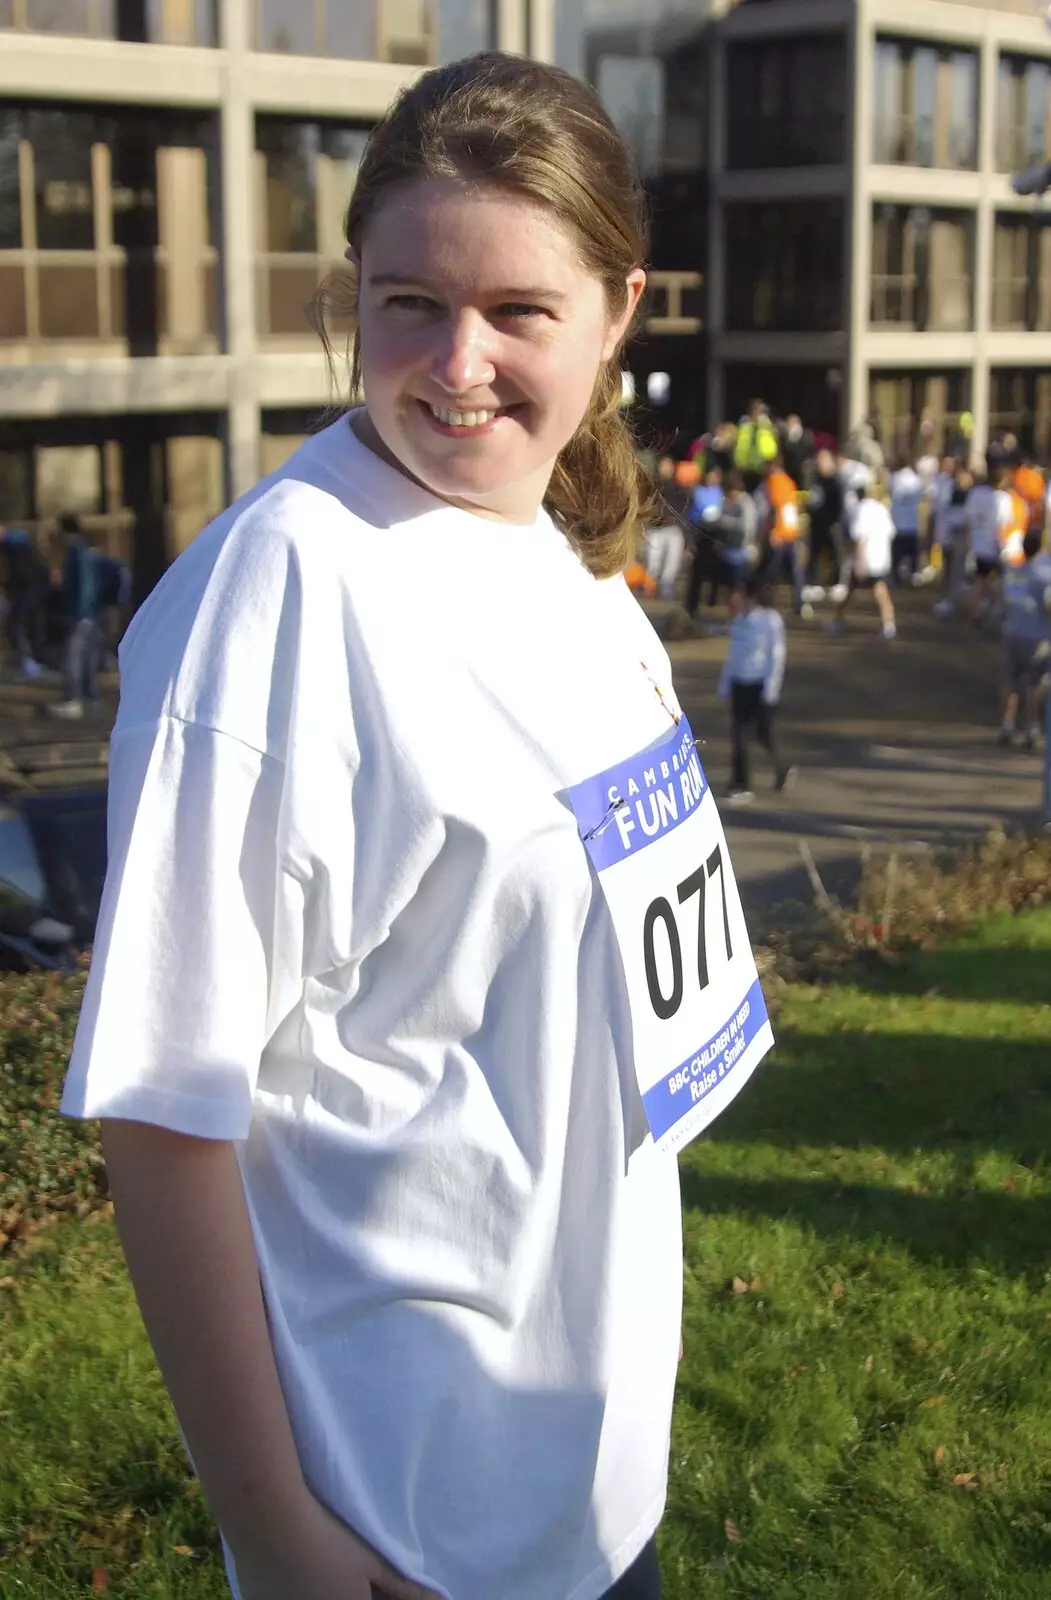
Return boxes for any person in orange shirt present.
[1013,458,1046,541]
[1003,478,1030,570]
[759,459,805,615]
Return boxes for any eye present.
[494,302,547,319]
[383,293,440,312]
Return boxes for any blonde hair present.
[312,52,654,578]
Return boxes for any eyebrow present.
[368,273,569,303]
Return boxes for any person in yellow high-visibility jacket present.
[759,461,805,614]
[733,402,779,490]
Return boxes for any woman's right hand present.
[234,1488,441,1600]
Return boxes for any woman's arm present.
[100,1120,313,1558]
[100,1119,434,1600]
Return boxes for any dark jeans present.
[7,584,48,664]
[686,539,724,614]
[891,530,919,584]
[760,541,805,611]
[807,524,842,588]
[731,680,782,790]
[602,1537,662,1599]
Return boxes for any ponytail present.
[545,360,656,580]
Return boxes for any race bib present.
[569,717,774,1153]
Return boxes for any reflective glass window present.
[257,120,319,252]
[556,1,707,182]
[257,0,315,54]
[29,110,96,250]
[0,111,21,250]
[874,38,977,170]
[724,201,844,332]
[728,34,846,169]
[24,0,92,32]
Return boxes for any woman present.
[61,53,767,1600]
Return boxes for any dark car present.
[0,786,107,969]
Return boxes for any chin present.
[410,450,531,501]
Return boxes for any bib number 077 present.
[642,845,733,1021]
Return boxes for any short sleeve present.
[60,714,302,1141]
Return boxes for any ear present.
[601,268,647,362]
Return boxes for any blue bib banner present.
[569,716,773,1153]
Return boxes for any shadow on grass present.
[704,1029,1051,1163]
[842,943,1051,1010]
[678,1166,1051,1278]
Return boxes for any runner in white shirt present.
[964,470,1012,628]
[830,486,897,639]
[889,461,924,583]
[59,53,772,1600]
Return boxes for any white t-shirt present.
[965,483,1011,563]
[60,417,686,1600]
[849,497,894,578]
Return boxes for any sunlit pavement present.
[647,587,1046,915]
[0,595,1043,914]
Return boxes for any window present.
[0,412,226,575]
[261,407,324,476]
[254,0,490,63]
[255,118,369,337]
[873,38,977,170]
[0,105,219,354]
[992,214,1051,331]
[869,370,971,462]
[870,205,973,331]
[997,54,1051,174]
[724,201,844,332]
[556,2,707,184]
[1,0,216,42]
[30,110,95,251]
[727,34,847,169]
[990,369,1051,462]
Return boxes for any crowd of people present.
[0,515,132,720]
[633,400,1051,802]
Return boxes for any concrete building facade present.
[0,1,518,572]
[6,0,1051,576]
[0,0,714,571]
[706,0,1051,459]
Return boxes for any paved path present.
[650,587,1047,914]
[0,590,1044,916]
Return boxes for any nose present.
[429,309,496,394]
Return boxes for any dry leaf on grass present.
[952,1472,979,1490]
[935,1446,946,1466]
[731,1275,763,1295]
[724,1518,742,1542]
[920,1396,949,1409]
[864,1354,874,1371]
[90,1570,110,1593]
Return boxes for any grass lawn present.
[3,909,1051,1596]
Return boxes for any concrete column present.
[848,0,873,433]
[970,24,1000,467]
[528,0,554,63]
[220,0,260,497]
[707,26,725,426]
[496,0,527,55]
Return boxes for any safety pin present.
[641,660,681,726]
[582,793,628,842]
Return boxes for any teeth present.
[429,404,497,428]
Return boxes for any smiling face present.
[354,176,645,524]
